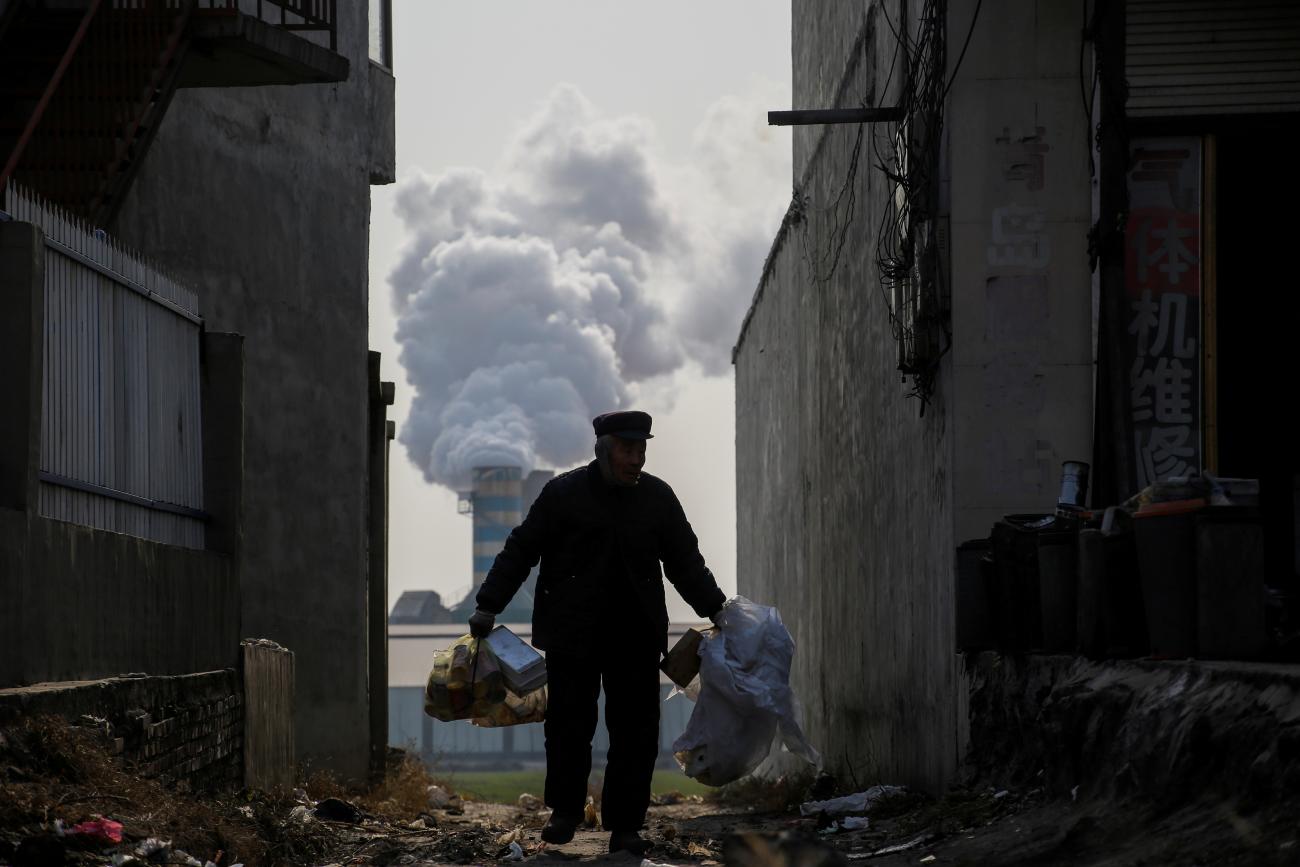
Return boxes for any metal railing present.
[4,181,207,549]
[195,0,336,51]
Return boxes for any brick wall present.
[0,670,242,791]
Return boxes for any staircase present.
[0,0,196,224]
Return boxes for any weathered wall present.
[735,0,960,794]
[0,670,243,792]
[243,639,295,792]
[111,8,395,778]
[946,0,1094,541]
[736,0,1094,794]
[1,222,241,689]
[0,509,240,685]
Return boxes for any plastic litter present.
[671,597,819,786]
[424,635,507,722]
[67,817,124,844]
[503,840,525,861]
[800,785,906,817]
[472,686,547,728]
[288,805,314,824]
[427,784,463,812]
[313,796,363,823]
[517,792,543,811]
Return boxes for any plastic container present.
[1076,528,1148,659]
[1134,500,1203,658]
[1196,506,1266,659]
[1037,533,1078,653]
[991,515,1072,651]
[956,539,994,650]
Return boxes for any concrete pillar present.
[201,331,246,559]
[367,351,395,780]
[0,221,44,513]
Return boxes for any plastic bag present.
[672,597,819,785]
[423,634,507,722]
[471,686,547,728]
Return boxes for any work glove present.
[468,608,496,639]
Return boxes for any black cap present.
[592,410,654,440]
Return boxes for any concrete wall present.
[1,222,241,689]
[111,8,396,778]
[734,0,960,794]
[734,0,1094,793]
[946,0,1094,542]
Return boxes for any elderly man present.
[468,410,725,856]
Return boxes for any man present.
[468,410,725,856]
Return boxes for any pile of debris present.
[0,716,510,866]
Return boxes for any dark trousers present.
[543,642,661,832]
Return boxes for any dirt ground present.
[3,716,1298,866]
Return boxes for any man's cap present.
[593,410,654,440]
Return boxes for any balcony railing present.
[196,0,336,51]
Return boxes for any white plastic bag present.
[671,596,820,785]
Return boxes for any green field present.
[447,769,712,804]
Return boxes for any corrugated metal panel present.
[1127,0,1300,117]
[6,181,205,549]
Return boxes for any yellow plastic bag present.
[423,634,507,722]
[471,686,547,728]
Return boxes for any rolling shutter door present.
[1127,0,1300,117]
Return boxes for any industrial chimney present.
[469,466,523,593]
[454,466,555,620]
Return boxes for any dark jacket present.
[475,461,726,653]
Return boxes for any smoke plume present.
[392,83,789,490]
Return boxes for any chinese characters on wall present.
[1124,138,1202,490]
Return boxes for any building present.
[1,0,397,783]
[735,0,1299,793]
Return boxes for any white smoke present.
[392,82,789,490]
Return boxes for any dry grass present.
[709,770,817,812]
[355,751,448,821]
[0,715,272,864]
[0,719,449,866]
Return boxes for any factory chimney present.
[454,465,555,620]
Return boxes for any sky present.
[369,1,792,621]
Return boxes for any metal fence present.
[4,182,206,549]
[195,0,337,50]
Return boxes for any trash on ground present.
[584,795,599,827]
[800,785,907,817]
[288,805,314,823]
[867,834,932,856]
[920,857,937,864]
[428,784,463,812]
[313,796,363,823]
[496,827,524,848]
[67,817,124,844]
[650,790,684,806]
[424,634,508,722]
[671,597,820,786]
[517,792,543,811]
[485,625,547,694]
[503,840,525,861]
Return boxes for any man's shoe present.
[541,811,581,845]
[608,830,652,856]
